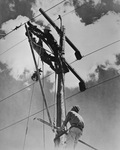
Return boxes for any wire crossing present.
[0,71,119,132]
[0,0,66,40]
[0,73,119,150]
[22,84,34,150]
[0,42,120,104]
[0,3,119,149]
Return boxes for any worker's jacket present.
[63,111,84,131]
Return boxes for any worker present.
[32,37,58,72]
[59,105,84,149]
[44,25,69,73]
[27,22,69,73]
[43,25,60,57]
[25,28,58,72]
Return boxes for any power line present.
[0,38,120,103]
[68,39,120,63]
[65,73,120,100]
[0,38,27,56]
[0,82,35,103]
[83,39,120,58]
[0,0,66,40]
[22,84,34,150]
[0,71,54,103]
[0,0,119,132]
[0,72,120,132]
[0,3,119,58]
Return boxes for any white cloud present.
[1,2,120,87]
[9,2,15,12]
[0,16,34,80]
[1,15,28,33]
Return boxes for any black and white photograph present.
[0,0,120,150]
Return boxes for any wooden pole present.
[54,26,66,148]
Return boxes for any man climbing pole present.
[26,21,69,74]
[32,37,57,72]
[27,21,59,57]
[43,25,69,74]
[59,105,84,149]
[25,27,58,73]
[43,25,60,57]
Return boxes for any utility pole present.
[54,22,66,148]
[25,10,99,150]
[38,9,86,149]
[39,8,86,92]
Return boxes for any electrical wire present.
[0,82,35,103]
[42,61,46,150]
[1,0,120,58]
[0,0,119,134]
[0,71,120,132]
[0,71,53,104]
[0,0,66,40]
[83,39,120,58]
[0,38,120,104]
[0,38,27,56]
[22,84,34,150]
[0,3,119,149]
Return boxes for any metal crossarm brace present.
[39,8,82,60]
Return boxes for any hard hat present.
[71,106,80,112]
[44,25,51,31]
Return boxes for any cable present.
[0,71,54,104]
[0,0,66,40]
[1,0,119,58]
[0,38,27,56]
[22,84,34,150]
[0,82,35,103]
[0,35,120,104]
[83,39,120,58]
[0,72,120,132]
[42,61,46,149]
[0,0,119,131]
[66,73,120,100]
[0,44,120,104]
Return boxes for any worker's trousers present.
[65,127,82,150]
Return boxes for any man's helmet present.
[71,106,80,113]
[44,25,51,31]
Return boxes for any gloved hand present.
[57,125,65,132]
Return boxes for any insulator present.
[75,51,82,60]
[79,81,86,92]
[31,72,38,81]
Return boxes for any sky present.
[0,0,120,150]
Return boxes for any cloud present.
[70,0,120,25]
[1,15,28,32]
[9,1,15,12]
[0,61,25,98]
[31,0,74,26]
[0,0,36,28]
[87,53,120,85]
[115,53,120,65]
